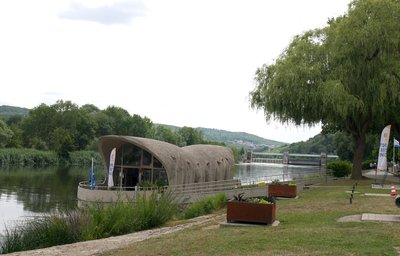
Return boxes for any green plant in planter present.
[232,192,246,202]
[251,196,276,204]
[231,193,276,205]
[271,179,281,184]
[227,194,276,224]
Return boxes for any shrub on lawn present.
[327,160,352,177]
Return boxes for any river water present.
[0,163,320,233]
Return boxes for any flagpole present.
[394,139,396,166]
[89,157,95,190]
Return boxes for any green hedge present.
[0,148,101,167]
[327,160,352,177]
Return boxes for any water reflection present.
[1,167,81,212]
[0,166,105,232]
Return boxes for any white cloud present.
[0,0,351,143]
[58,1,146,25]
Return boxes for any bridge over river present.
[245,151,338,166]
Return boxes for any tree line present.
[0,100,239,161]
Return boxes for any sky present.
[0,0,351,143]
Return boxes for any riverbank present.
[6,178,400,256]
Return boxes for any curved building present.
[98,135,235,187]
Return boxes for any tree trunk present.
[351,133,367,179]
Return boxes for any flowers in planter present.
[248,196,276,204]
[230,192,276,204]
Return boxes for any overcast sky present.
[0,0,351,143]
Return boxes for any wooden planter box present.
[226,201,276,225]
[268,184,297,198]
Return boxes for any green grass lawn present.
[103,179,400,256]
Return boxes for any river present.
[0,163,320,233]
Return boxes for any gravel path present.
[7,214,225,256]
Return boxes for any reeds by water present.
[0,148,101,167]
[0,148,58,166]
[182,193,226,219]
[0,192,177,254]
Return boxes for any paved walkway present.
[363,169,400,183]
[338,213,400,223]
[7,214,226,256]
[361,213,400,222]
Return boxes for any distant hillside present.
[198,127,285,148]
[0,105,29,118]
[272,133,336,154]
[157,124,286,150]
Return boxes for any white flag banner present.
[394,138,400,148]
[107,148,116,188]
[377,125,391,171]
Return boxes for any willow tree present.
[250,0,400,179]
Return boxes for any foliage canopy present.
[250,0,400,179]
[0,100,239,162]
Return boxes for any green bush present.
[362,159,376,170]
[84,201,136,239]
[0,210,89,254]
[182,193,226,219]
[327,160,352,177]
[132,192,177,231]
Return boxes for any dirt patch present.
[7,214,225,256]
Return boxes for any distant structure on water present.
[243,150,338,166]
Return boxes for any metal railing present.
[166,179,240,195]
[79,170,333,195]
[238,170,333,186]
[78,181,164,191]
[79,179,241,194]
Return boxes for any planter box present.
[226,201,276,225]
[268,184,297,198]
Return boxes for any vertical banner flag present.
[377,125,391,171]
[89,158,96,190]
[108,148,116,188]
[394,138,400,148]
